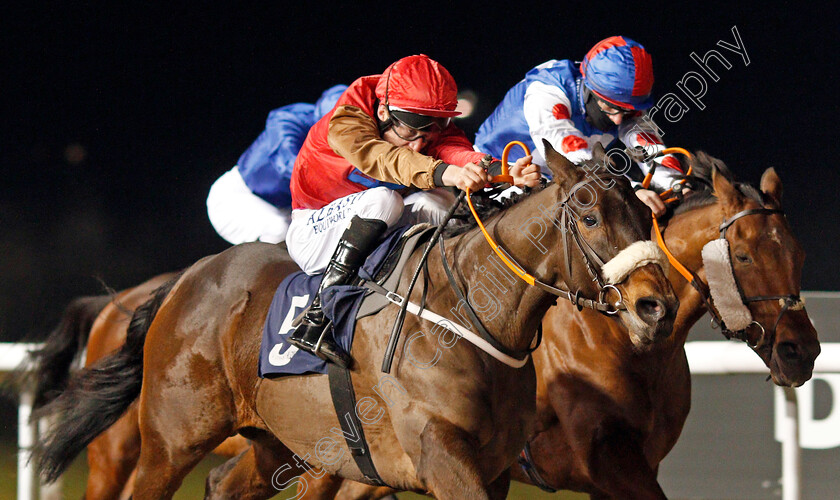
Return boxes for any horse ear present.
[543,139,581,191]
[712,165,743,212]
[760,167,783,207]
[591,142,607,164]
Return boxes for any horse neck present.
[431,187,563,353]
[662,201,726,344]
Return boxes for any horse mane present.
[672,151,768,215]
[443,181,549,237]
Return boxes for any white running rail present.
[2,341,838,500]
[0,343,61,500]
[685,341,840,500]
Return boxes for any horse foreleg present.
[120,469,136,500]
[587,426,667,500]
[334,478,397,500]
[204,439,296,500]
[414,417,493,500]
[84,403,141,500]
[486,468,512,500]
[297,473,343,499]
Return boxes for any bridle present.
[710,207,802,348]
[648,150,804,350]
[430,156,634,369]
[380,143,644,372]
[461,142,628,315]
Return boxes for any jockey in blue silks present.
[475,36,683,216]
[206,84,347,244]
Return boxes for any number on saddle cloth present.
[258,224,431,377]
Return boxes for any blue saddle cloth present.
[258,225,413,377]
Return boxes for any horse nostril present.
[777,342,802,362]
[636,297,666,324]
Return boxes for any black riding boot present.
[288,215,388,368]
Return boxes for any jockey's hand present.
[635,188,666,217]
[442,162,491,192]
[510,155,541,188]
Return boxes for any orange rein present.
[465,141,536,285]
[464,143,698,289]
[644,147,696,283]
[641,147,694,203]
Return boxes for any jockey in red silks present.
[475,36,684,217]
[285,54,540,367]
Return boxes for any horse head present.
[701,161,820,386]
[508,140,679,346]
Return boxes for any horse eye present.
[735,253,753,265]
[582,215,599,227]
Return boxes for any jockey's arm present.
[329,105,538,192]
[618,116,686,217]
[618,116,685,193]
[523,81,592,165]
[328,104,447,189]
[427,129,541,189]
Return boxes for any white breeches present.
[286,186,455,274]
[206,167,292,244]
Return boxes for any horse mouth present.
[622,294,679,347]
[768,351,817,387]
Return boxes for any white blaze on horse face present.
[601,241,670,285]
[769,227,783,246]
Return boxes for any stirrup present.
[313,323,352,369]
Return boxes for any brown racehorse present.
[20,271,250,499]
[284,154,823,499]
[509,157,820,499]
[28,153,819,500]
[32,143,678,499]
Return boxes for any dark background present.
[3,2,838,342]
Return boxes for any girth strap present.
[327,364,386,486]
[364,280,530,368]
[518,441,557,493]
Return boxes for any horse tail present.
[32,273,181,483]
[1,294,111,410]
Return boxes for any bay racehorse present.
[18,271,249,499]
[513,155,820,499]
[283,153,822,499]
[34,142,679,499]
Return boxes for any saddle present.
[258,224,434,486]
[258,223,435,378]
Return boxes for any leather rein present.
[659,207,800,349]
[648,150,802,350]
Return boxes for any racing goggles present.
[595,98,635,117]
[388,108,451,141]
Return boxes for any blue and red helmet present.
[580,36,654,110]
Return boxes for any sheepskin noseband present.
[701,239,753,331]
[601,241,670,285]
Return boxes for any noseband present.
[656,206,803,349]
[711,208,804,349]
